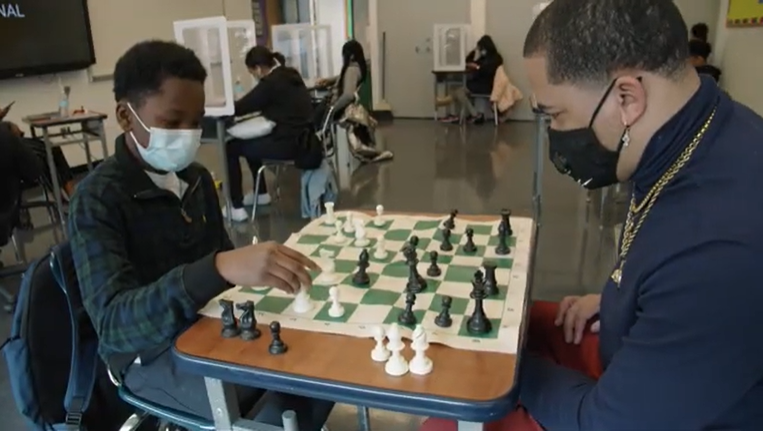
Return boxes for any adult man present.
[68,40,333,428]
[421,0,763,430]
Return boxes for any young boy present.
[68,40,334,428]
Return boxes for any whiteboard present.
[87,0,227,77]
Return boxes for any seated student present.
[691,22,710,44]
[317,40,368,104]
[0,108,76,199]
[0,123,42,239]
[224,46,314,222]
[689,39,722,83]
[68,40,334,427]
[422,0,763,430]
[440,35,503,125]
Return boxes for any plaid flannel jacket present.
[68,135,233,371]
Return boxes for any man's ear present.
[115,102,132,133]
[615,76,646,127]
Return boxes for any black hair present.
[113,40,207,104]
[691,23,709,42]
[476,35,503,64]
[689,39,712,60]
[523,0,690,85]
[245,46,282,69]
[338,40,368,93]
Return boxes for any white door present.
[378,0,470,118]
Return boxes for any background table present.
[174,213,535,431]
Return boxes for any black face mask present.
[547,79,629,190]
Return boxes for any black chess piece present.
[427,251,442,277]
[268,321,288,355]
[500,208,514,237]
[219,299,240,338]
[467,271,492,335]
[236,301,261,341]
[435,295,453,328]
[440,228,453,252]
[495,222,511,255]
[444,209,457,230]
[463,228,477,253]
[352,249,371,285]
[483,261,499,296]
[398,292,417,325]
[409,235,420,250]
[403,244,417,265]
[406,258,427,293]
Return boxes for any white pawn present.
[384,323,409,376]
[251,236,259,245]
[324,202,336,225]
[409,325,433,375]
[355,223,370,247]
[317,259,340,285]
[343,213,356,233]
[331,220,345,243]
[328,286,345,318]
[374,204,385,226]
[371,325,390,362]
[292,285,313,314]
[373,236,388,260]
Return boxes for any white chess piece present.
[324,202,336,225]
[331,220,345,243]
[317,259,340,285]
[251,236,259,245]
[374,204,385,226]
[409,325,433,375]
[355,224,370,247]
[371,325,390,362]
[384,323,409,376]
[292,286,313,314]
[373,237,387,260]
[328,286,345,318]
[343,213,356,233]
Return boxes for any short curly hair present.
[524,0,690,85]
[113,40,207,105]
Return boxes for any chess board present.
[200,211,534,354]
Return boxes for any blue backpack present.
[1,251,131,430]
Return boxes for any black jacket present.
[696,65,722,83]
[234,66,314,143]
[0,122,42,215]
[465,51,503,95]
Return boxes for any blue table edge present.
[172,345,517,422]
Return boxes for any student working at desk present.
[423,0,763,430]
[316,40,368,104]
[224,46,315,222]
[68,40,334,428]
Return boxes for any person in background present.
[0,106,76,199]
[0,124,42,242]
[440,35,504,125]
[689,39,721,83]
[422,0,763,429]
[691,22,710,43]
[68,40,334,427]
[224,45,314,222]
[317,40,368,104]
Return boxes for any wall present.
[314,0,348,76]
[0,0,252,167]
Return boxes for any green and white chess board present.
[200,211,534,354]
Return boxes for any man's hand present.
[215,242,319,294]
[555,294,601,344]
[466,62,480,70]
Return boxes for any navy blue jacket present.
[520,77,763,430]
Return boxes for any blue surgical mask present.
[127,103,201,172]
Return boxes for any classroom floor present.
[0,119,625,430]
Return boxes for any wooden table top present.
[175,212,527,403]
[22,111,108,127]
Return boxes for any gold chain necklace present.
[611,107,716,286]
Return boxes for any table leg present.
[83,125,93,171]
[457,421,484,431]
[434,76,439,121]
[357,406,371,431]
[42,128,65,227]
[215,119,233,225]
[98,120,109,158]
[204,377,241,429]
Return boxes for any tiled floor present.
[0,119,625,430]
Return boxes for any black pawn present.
[427,251,442,277]
[444,209,458,230]
[268,321,288,355]
[406,259,427,294]
[236,300,261,341]
[467,271,492,335]
[219,299,240,338]
[483,261,498,297]
[440,228,454,252]
[434,295,453,328]
[352,249,371,285]
[409,235,420,251]
[463,228,477,254]
[495,222,511,256]
[398,292,417,325]
[500,208,514,237]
